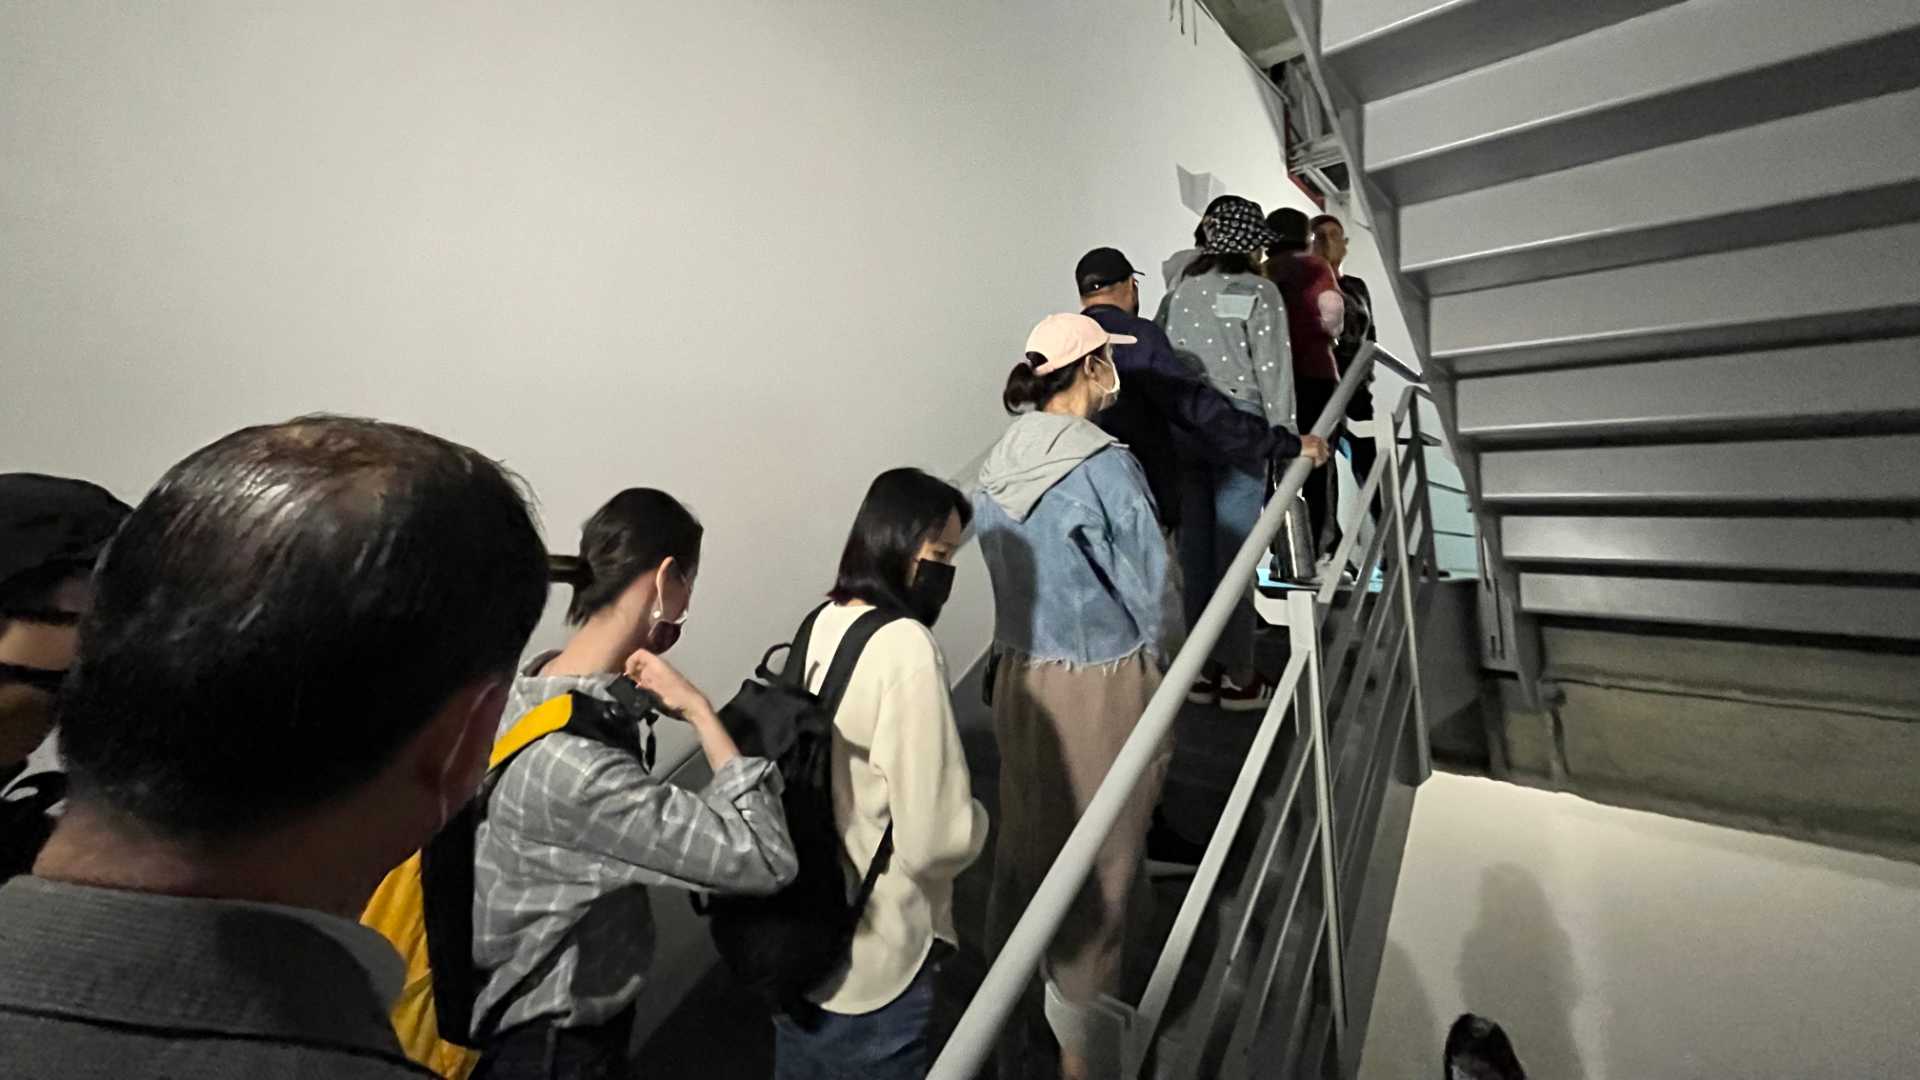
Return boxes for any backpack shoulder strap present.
[419,686,615,1050]
[777,602,832,688]
[849,822,894,916]
[561,687,653,771]
[817,608,903,718]
[490,693,574,770]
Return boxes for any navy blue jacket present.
[1085,304,1299,528]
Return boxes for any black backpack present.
[699,604,900,1014]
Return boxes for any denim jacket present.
[973,412,1177,668]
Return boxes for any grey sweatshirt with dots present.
[1154,266,1296,433]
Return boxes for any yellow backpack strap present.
[489,693,574,770]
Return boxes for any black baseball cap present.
[1075,247,1141,295]
[0,474,130,607]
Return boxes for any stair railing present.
[929,343,1439,1080]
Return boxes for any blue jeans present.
[773,959,938,1080]
[1178,460,1264,680]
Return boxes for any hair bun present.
[546,554,593,587]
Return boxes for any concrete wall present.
[0,0,1356,696]
[1360,771,1920,1080]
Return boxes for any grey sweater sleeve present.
[1253,281,1296,431]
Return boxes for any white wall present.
[1362,772,1920,1080]
[0,0,1370,693]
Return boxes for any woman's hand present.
[624,648,740,772]
[623,649,715,724]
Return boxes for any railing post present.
[1386,394,1432,778]
[1287,587,1347,1051]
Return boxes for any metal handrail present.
[927,343,1388,1080]
[1370,347,1425,388]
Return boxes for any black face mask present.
[0,662,65,695]
[907,560,956,627]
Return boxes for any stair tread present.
[1478,433,1920,506]
[1398,87,1920,294]
[1501,515,1920,577]
[1520,573,1920,639]
[1453,337,1920,442]
[1369,0,1916,165]
[1428,221,1920,370]
[1322,0,1686,102]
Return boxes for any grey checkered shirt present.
[469,673,795,1039]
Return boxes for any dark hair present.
[58,415,549,837]
[1002,351,1104,415]
[1444,1014,1528,1080]
[1309,213,1342,236]
[1183,252,1256,277]
[553,488,702,625]
[828,468,970,614]
[1267,207,1310,251]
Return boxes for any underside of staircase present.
[1278,0,1920,860]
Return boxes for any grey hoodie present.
[979,412,1119,522]
[1162,248,1203,289]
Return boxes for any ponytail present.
[547,554,592,588]
[1002,351,1088,415]
[561,489,703,625]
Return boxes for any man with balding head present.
[0,417,550,1079]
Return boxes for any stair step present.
[1519,573,1920,639]
[1453,337,1920,444]
[1501,515,1920,577]
[1400,87,1920,295]
[1362,0,1920,203]
[1479,433,1920,506]
[1428,221,1920,373]
[1321,0,1686,102]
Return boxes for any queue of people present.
[0,199,1371,1080]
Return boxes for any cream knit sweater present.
[800,602,990,1014]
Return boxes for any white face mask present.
[434,706,482,830]
[1095,358,1122,409]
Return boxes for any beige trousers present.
[985,649,1171,1078]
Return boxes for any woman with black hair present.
[973,313,1178,1080]
[774,468,990,1080]
[470,488,798,1080]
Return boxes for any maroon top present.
[1263,252,1342,382]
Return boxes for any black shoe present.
[1146,811,1207,868]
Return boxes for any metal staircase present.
[1288,0,1920,659]
[1271,0,1920,854]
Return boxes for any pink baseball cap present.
[1024,313,1136,375]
